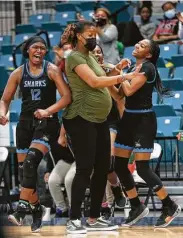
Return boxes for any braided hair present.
[61,21,95,47]
[148,40,170,98]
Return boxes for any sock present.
[129,196,141,208]
[161,195,173,207]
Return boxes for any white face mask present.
[164,9,176,19]
[64,49,72,58]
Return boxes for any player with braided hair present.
[113,39,181,228]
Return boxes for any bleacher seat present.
[0,65,9,94]
[1,44,15,55]
[171,55,183,67]
[173,67,183,79]
[162,79,183,91]
[41,22,63,32]
[29,13,51,28]
[55,2,78,12]
[15,24,37,34]
[152,92,158,105]
[123,46,135,62]
[14,33,34,46]
[162,91,183,111]
[0,54,22,70]
[153,104,176,117]
[40,31,62,47]
[54,12,76,26]
[10,99,22,116]
[158,67,169,79]
[157,57,166,68]
[0,35,11,50]
[159,44,178,59]
[133,14,162,26]
[157,116,181,136]
[82,10,94,20]
[79,2,95,20]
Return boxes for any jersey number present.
[31,89,41,101]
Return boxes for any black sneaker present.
[122,204,149,227]
[86,216,118,231]
[8,202,29,226]
[66,219,87,234]
[101,206,111,220]
[111,186,127,209]
[31,205,45,233]
[54,208,69,218]
[154,202,181,228]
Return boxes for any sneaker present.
[8,202,29,226]
[86,216,119,231]
[154,202,181,228]
[122,204,149,227]
[111,186,127,209]
[55,208,69,218]
[100,206,111,220]
[66,219,87,234]
[31,205,45,233]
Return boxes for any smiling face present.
[92,45,104,64]
[132,39,152,60]
[27,42,47,65]
[140,7,151,21]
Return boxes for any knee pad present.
[115,156,135,191]
[136,160,163,192]
[22,148,43,189]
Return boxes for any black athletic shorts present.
[16,116,60,154]
[114,109,157,153]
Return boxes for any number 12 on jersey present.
[31,89,41,101]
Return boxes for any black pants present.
[63,116,110,219]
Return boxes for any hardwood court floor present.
[3,226,183,238]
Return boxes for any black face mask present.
[96,18,107,27]
[81,35,97,51]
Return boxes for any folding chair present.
[133,143,163,210]
[0,147,13,213]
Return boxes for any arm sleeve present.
[99,24,118,43]
[140,62,156,83]
[67,52,87,71]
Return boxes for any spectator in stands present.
[0,36,71,232]
[44,127,75,218]
[153,1,181,43]
[137,5,156,40]
[114,39,181,228]
[94,8,120,65]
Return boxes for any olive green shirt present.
[63,51,112,123]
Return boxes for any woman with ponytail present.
[60,21,143,234]
[114,39,181,228]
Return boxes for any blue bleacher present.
[0,65,9,93]
[0,54,22,70]
[157,116,181,137]
[29,13,51,28]
[153,104,176,117]
[15,24,37,34]
[54,11,76,27]
[152,92,158,105]
[41,22,63,32]
[159,44,178,59]
[14,33,34,46]
[162,79,183,91]
[162,91,183,111]
[40,31,62,47]
[171,55,183,67]
[123,46,135,62]
[174,67,183,79]
[158,67,170,79]
[10,99,22,116]
[0,35,11,51]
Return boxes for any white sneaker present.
[85,216,119,231]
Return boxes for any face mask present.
[81,35,97,51]
[164,9,176,19]
[96,18,107,27]
[64,49,72,58]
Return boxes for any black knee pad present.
[22,148,43,189]
[114,156,135,191]
[136,160,163,192]
[18,162,23,185]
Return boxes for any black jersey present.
[125,61,156,110]
[107,99,120,124]
[19,60,57,117]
